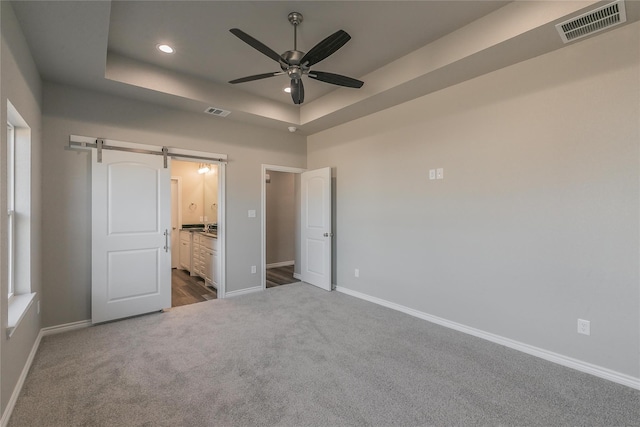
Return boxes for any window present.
[7,122,15,298]
[6,100,34,338]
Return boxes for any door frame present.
[261,164,306,290]
[170,176,183,269]
[169,160,227,298]
[173,160,227,299]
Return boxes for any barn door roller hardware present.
[69,137,228,167]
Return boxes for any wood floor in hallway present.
[172,268,216,307]
[266,265,298,288]
[172,265,298,308]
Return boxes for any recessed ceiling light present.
[283,87,292,93]
[157,44,174,54]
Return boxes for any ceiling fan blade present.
[230,28,284,63]
[308,71,364,88]
[300,30,351,67]
[229,72,282,84]
[290,79,304,105]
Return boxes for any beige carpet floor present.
[8,283,640,426]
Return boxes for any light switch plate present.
[436,168,444,180]
[429,169,436,180]
[248,210,256,218]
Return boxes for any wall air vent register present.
[204,107,231,117]
[556,0,627,43]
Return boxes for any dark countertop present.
[180,229,217,239]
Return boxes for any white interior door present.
[92,149,171,323]
[301,167,332,291]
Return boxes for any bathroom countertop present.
[180,228,217,238]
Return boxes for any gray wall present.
[307,23,640,378]
[266,171,296,265]
[41,82,306,327]
[0,1,43,414]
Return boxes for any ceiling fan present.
[229,12,364,105]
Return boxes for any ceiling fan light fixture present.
[156,44,175,54]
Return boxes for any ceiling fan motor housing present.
[280,50,305,68]
[281,50,307,80]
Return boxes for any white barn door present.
[301,167,332,291]
[92,149,171,323]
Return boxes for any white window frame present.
[6,100,35,338]
[7,122,15,299]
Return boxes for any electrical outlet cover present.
[577,319,590,335]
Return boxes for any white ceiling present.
[10,0,640,134]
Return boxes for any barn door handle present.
[164,229,169,252]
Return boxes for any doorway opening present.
[261,165,305,290]
[171,160,221,307]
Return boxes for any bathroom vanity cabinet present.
[179,230,219,289]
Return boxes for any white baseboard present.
[0,319,92,427]
[0,330,41,427]
[336,286,640,391]
[293,273,302,280]
[266,261,294,269]
[41,319,92,336]
[224,286,262,298]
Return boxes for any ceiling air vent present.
[204,107,231,117]
[556,0,626,43]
